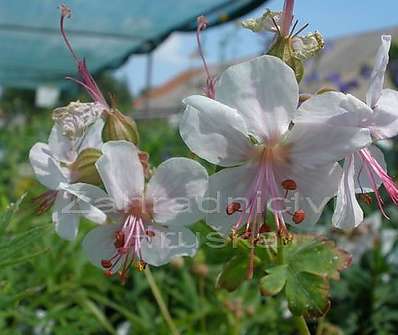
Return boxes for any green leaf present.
[285,234,352,280]
[259,264,287,296]
[0,193,26,234]
[285,271,330,318]
[216,254,251,292]
[260,234,351,318]
[0,224,50,265]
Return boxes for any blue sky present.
[116,0,398,96]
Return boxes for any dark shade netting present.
[0,0,266,88]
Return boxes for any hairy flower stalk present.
[196,16,216,99]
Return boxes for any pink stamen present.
[196,16,216,99]
[359,148,398,218]
[59,5,108,108]
[281,0,295,37]
[101,213,147,282]
[33,190,58,214]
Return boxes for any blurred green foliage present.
[0,75,398,335]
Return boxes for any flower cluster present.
[29,2,398,291]
[29,6,208,283]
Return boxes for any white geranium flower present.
[180,55,371,237]
[69,141,208,280]
[297,35,398,229]
[29,118,106,240]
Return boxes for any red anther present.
[259,224,271,233]
[114,230,125,249]
[226,202,241,215]
[360,194,372,206]
[101,259,112,269]
[104,270,113,277]
[281,179,297,191]
[292,209,305,224]
[145,230,155,237]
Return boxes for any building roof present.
[132,26,398,119]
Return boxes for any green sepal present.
[102,109,139,145]
[71,148,102,186]
[216,253,257,292]
[268,37,304,83]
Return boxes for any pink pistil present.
[281,0,295,37]
[196,16,216,99]
[59,5,108,108]
[359,147,398,219]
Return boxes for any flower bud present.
[70,148,102,185]
[102,109,139,144]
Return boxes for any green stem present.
[276,235,284,265]
[293,316,311,335]
[144,267,180,335]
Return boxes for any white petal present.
[276,163,342,227]
[354,144,386,193]
[180,95,254,166]
[288,122,371,168]
[216,55,299,139]
[366,35,391,108]
[141,226,198,266]
[29,143,68,189]
[48,124,77,163]
[96,141,144,210]
[146,158,208,226]
[60,182,114,214]
[52,191,80,240]
[205,164,258,236]
[332,155,364,229]
[296,92,374,128]
[370,89,398,139]
[60,182,114,225]
[78,118,104,152]
[82,223,123,269]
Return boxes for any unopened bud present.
[192,263,209,278]
[102,109,139,144]
[70,148,102,185]
[170,256,185,269]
